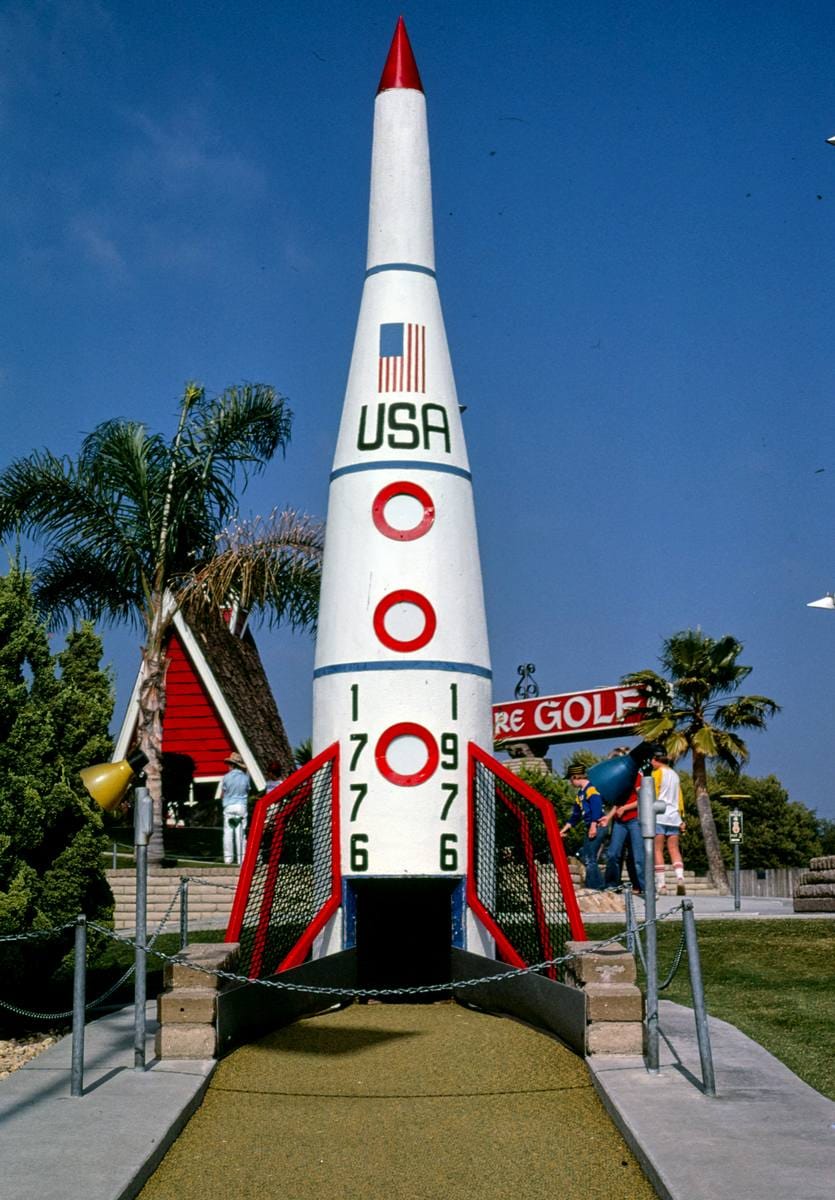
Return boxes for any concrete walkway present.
[618,893,835,922]
[0,1005,213,1200]
[591,1000,835,1200]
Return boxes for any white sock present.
[673,862,684,881]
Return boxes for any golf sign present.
[493,684,645,745]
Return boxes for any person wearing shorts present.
[651,749,686,895]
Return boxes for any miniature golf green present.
[138,1001,655,1200]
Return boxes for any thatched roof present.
[189,609,294,780]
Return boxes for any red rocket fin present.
[377,16,424,94]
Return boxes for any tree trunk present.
[137,598,169,865]
[692,751,730,894]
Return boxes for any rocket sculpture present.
[311,17,493,952]
[227,19,588,980]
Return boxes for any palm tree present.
[0,382,323,863]
[622,630,779,893]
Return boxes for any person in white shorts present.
[651,748,686,895]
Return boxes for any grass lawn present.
[586,918,835,1100]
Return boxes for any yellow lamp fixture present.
[80,750,148,812]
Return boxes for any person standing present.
[221,751,251,865]
[651,749,686,895]
[560,764,606,891]
[599,747,645,894]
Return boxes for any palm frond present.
[660,629,752,701]
[0,446,153,592]
[79,420,170,557]
[32,545,142,630]
[710,728,750,768]
[633,714,675,741]
[0,450,101,543]
[177,509,324,633]
[713,695,780,730]
[664,731,690,762]
[691,725,720,758]
[183,384,293,512]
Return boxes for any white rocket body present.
[312,24,492,948]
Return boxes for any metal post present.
[133,785,153,1071]
[112,841,118,870]
[681,899,717,1096]
[638,771,660,1073]
[134,837,147,1070]
[733,843,741,911]
[624,883,635,955]
[70,914,86,1097]
[643,831,659,1072]
[179,876,189,951]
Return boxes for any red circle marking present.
[372,481,435,541]
[375,722,439,787]
[373,589,437,652]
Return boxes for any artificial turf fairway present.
[138,1002,655,1200]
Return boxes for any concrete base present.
[590,1000,835,1200]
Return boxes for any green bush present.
[0,568,114,1025]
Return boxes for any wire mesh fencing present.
[468,745,585,980]
[226,745,340,978]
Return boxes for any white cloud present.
[122,105,266,199]
[70,214,126,275]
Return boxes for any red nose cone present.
[377,16,424,94]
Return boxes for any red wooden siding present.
[161,633,233,777]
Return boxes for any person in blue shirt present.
[220,751,251,864]
[559,763,606,890]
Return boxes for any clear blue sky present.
[3,2,835,820]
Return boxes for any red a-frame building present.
[113,606,294,823]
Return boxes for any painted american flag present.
[378,322,426,393]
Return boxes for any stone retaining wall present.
[106,867,239,931]
[793,855,835,912]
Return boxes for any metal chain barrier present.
[87,906,684,1000]
[630,902,688,990]
[183,875,239,892]
[658,923,687,991]
[0,923,76,943]
[0,881,186,1022]
[1,898,686,1014]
